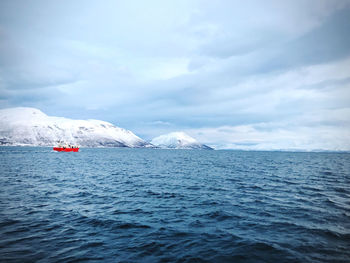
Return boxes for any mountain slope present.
[0,107,151,147]
[151,132,213,149]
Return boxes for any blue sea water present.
[0,147,349,263]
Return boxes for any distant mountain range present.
[0,107,212,149]
[151,132,213,150]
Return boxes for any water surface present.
[0,147,349,262]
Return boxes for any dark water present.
[0,147,349,263]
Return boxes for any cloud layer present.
[1,0,350,150]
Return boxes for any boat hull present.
[53,147,79,152]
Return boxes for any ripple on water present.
[0,148,349,262]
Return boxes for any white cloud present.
[187,122,350,151]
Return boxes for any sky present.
[0,0,350,150]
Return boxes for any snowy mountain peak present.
[0,107,48,122]
[151,132,213,149]
[0,107,151,148]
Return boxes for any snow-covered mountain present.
[0,107,151,148]
[151,132,213,149]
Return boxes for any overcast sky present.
[1,0,350,150]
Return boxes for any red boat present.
[53,142,79,152]
[53,147,79,152]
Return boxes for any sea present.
[0,147,349,263]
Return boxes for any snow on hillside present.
[151,132,213,149]
[0,107,151,147]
